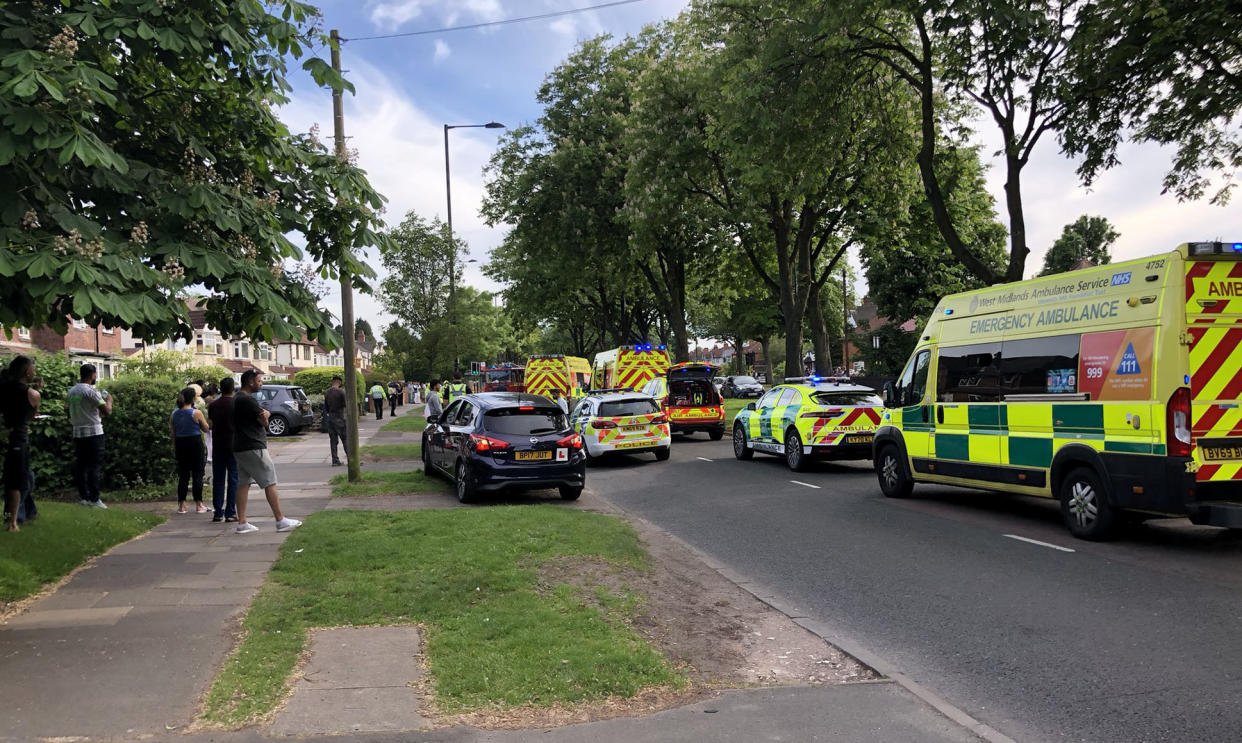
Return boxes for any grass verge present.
[723,397,753,424]
[381,415,427,432]
[361,443,421,461]
[0,502,164,603]
[201,507,681,726]
[329,469,449,496]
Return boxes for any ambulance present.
[524,355,592,403]
[641,362,727,439]
[874,242,1242,540]
[591,345,671,392]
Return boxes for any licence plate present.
[514,451,552,461]
[845,435,873,444]
[623,424,646,432]
[1203,446,1242,461]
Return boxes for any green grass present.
[0,502,164,603]
[329,469,450,496]
[360,443,422,461]
[723,397,753,423]
[201,508,681,726]
[380,415,427,432]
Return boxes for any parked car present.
[254,384,313,436]
[722,375,764,399]
[422,392,587,503]
[570,390,671,463]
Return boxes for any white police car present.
[568,390,672,463]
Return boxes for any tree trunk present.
[808,283,833,376]
[734,335,745,375]
[758,335,772,380]
[1003,152,1030,282]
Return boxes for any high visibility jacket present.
[446,383,468,402]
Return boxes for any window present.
[936,343,1002,403]
[440,400,461,423]
[17,327,30,340]
[72,318,87,330]
[484,407,566,435]
[998,335,1081,396]
[234,341,250,359]
[452,401,476,427]
[599,399,660,417]
[757,388,783,410]
[812,391,884,407]
[303,345,311,361]
[102,327,114,335]
[776,388,800,407]
[892,349,931,408]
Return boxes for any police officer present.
[444,372,468,404]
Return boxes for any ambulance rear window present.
[811,391,883,406]
[599,399,660,417]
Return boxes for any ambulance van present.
[874,242,1242,540]
[524,355,592,402]
[591,345,671,392]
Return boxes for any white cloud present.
[282,61,508,332]
[369,0,424,29]
[433,38,450,62]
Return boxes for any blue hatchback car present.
[422,392,587,503]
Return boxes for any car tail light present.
[593,420,617,429]
[470,434,510,452]
[557,433,584,449]
[653,415,668,424]
[1167,387,1193,457]
[801,409,843,419]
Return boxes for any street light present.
[443,121,505,373]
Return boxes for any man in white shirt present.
[65,363,113,508]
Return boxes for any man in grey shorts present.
[232,369,300,534]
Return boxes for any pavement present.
[0,404,991,743]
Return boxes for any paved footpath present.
[0,408,392,741]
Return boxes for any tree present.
[0,1,386,347]
[1062,0,1242,204]
[353,318,374,342]
[377,212,454,335]
[848,0,1081,283]
[1039,216,1118,276]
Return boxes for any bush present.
[263,377,292,386]
[98,376,182,489]
[121,349,229,387]
[294,366,365,400]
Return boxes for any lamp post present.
[443,121,505,373]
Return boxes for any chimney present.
[356,329,365,343]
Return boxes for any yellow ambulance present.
[591,345,671,392]
[874,241,1242,540]
[524,355,592,402]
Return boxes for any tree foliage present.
[0,0,386,347]
[1039,215,1118,276]
[378,212,453,336]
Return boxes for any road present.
[587,436,1242,743]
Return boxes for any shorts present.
[234,449,278,489]
[3,440,29,492]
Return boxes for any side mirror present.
[745,402,757,412]
[882,381,898,408]
[426,414,439,424]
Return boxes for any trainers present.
[211,514,224,523]
[275,517,302,532]
[235,522,260,534]
[87,500,107,509]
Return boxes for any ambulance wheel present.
[733,423,753,460]
[876,445,913,498]
[559,486,583,501]
[1059,467,1118,541]
[784,429,809,472]
[655,447,671,461]
[709,426,724,441]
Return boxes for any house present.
[1,322,125,379]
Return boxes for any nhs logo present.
[1110,272,1132,286]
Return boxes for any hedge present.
[98,376,182,489]
[22,352,79,492]
[294,366,365,400]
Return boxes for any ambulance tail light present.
[1167,387,1193,458]
[470,434,510,453]
[557,433,584,450]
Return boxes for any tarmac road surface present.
[587,434,1242,743]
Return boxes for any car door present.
[769,388,803,446]
[569,399,593,436]
[445,401,476,473]
[431,400,461,470]
[750,387,785,446]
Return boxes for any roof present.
[464,392,562,409]
[221,359,257,373]
[777,381,878,395]
[581,390,655,401]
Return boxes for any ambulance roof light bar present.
[1188,241,1242,255]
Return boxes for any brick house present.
[0,321,124,379]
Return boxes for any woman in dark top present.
[170,387,210,514]
[1,356,38,532]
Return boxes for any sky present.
[279,0,1240,340]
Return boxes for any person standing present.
[445,373,468,404]
[16,376,42,524]
[171,387,209,514]
[232,370,300,534]
[208,377,239,522]
[407,380,417,405]
[387,381,399,417]
[323,375,348,467]
[369,381,385,420]
[1,356,39,531]
[424,381,443,421]
[66,363,112,509]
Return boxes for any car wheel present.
[876,445,913,498]
[654,446,671,461]
[559,485,583,501]
[709,426,724,441]
[1060,467,1118,541]
[266,414,289,437]
[421,436,432,472]
[784,429,809,472]
[455,461,478,504]
[733,423,753,460]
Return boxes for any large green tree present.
[378,212,455,335]
[1038,215,1118,276]
[0,0,385,346]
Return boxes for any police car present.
[569,390,672,463]
[733,377,883,471]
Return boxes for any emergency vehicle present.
[732,377,884,470]
[874,242,1242,540]
[524,355,592,402]
[641,362,726,439]
[480,364,525,393]
[591,345,670,392]
[569,390,672,462]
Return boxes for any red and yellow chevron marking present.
[809,407,882,444]
[1188,325,1242,483]
[524,366,569,396]
[1186,260,1242,322]
[614,351,669,391]
[668,406,723,422]
[591,413,667,445]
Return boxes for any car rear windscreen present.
[599,399,660,417]
[290,387,307,401]
[484,408,566,435]
[733,376,758,385]
[811,391,882,406]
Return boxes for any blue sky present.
[279,0,1240,334]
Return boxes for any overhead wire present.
[343,0,654,42]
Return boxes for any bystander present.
[323,375,348,467]
[208,377,239,522]
[232,370,300,534]
[1,356,39,531]
[66,363,112,509]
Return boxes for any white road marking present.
[696,456,714,462]
[790,480,820,489]
[1003,534,1076,553]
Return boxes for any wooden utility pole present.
[331,29,361,482]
